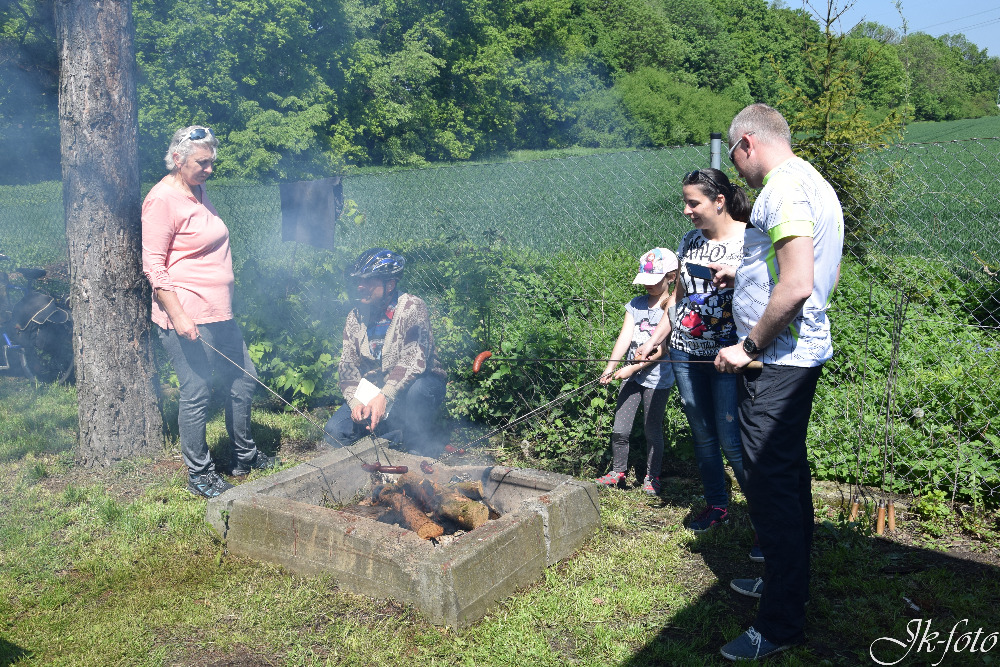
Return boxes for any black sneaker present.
[688,505,729,533]
[187,471,234,499]
[749,532,765,563]
[231,451,279,477]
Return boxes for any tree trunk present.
[55,0,163,465]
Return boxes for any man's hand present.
[351,403,367,423]
[715,344,753,374]
[366,393,388,430]
[708,263,736,290]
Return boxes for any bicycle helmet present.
[348,248,405,280]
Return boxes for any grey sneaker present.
[187,471,233,499]
[232,451,279,477]
[749,532,764,563]
[730,577,765,599]
[720,626,794,661]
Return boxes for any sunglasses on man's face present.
[189,127,212,141]
[727,131,754,163]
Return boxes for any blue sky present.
[820,0,1000,58]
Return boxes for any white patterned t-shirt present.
[670,229,743,357]
[734,156,844,367]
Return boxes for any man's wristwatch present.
[742,337,760,358]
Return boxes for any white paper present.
[354,378,382,406]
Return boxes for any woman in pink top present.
[142,125,276,498]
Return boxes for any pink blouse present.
[141,180,235,329]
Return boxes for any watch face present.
[743,338,758,355]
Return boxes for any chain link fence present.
[1,139,997,504]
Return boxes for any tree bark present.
[55,0,163,465]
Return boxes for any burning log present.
[398,472,490,531]
[377,488,444,540]
[452,480,484,501]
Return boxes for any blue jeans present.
[325,374,447,455]
[671,348,745,507]
[158,320,259,476]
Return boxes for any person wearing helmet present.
[325,248,448,455]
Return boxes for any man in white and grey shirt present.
[712,103,844,662]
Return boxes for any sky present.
[819,0,1000,58]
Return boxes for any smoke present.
[0,32,61,185]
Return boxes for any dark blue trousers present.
[325,374,447,455]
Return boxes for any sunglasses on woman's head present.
[684,169,727,193]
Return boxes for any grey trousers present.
[158,320,259,476]
[610,381,671,478]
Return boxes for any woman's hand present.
[599,365,617,385]
[154,289,199,340]
[173,314,199,341]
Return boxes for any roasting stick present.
[197,337,406,472]
[421,349,764,470]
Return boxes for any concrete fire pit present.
[205,442,601,627]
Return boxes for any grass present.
[2,381,1000,665]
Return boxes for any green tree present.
[775,1,902,252]
[708,0,820,105]
[134,0,347,181]
[617,67,743,146]
[901,32,971,121]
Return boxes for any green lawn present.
[1,383,999,666]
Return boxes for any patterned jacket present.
[339,292,446,409]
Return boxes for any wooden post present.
[876,499,886,535]
[849,496,860,522]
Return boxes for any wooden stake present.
[849,496,860,522]
[876,500,886,535]
[887,499,896,532]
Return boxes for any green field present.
[904,114,1000,142]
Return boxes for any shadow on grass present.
[0,636,30,665]
[621,512,1000,666]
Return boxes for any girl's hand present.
[614,364,637,380]
[599,367,616,385]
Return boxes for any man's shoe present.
[232,451,279,477]
[730,577,765,599]
[720,626,793,661]
[642,476,661,495]
[596,470,626,488]
[187,471,234,499]
[749,532,764,563]
[689,505,729,532]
